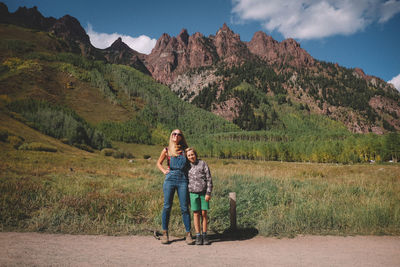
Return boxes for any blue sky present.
[3,0,400,90]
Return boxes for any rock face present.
[145,29,218,84]
[145,23,316,85]
[0,3,56,31]
[145,24,256,85]
[103,37,150,75]
[0,4,100,58]
[50,15,98,57]
[246,31,314,67]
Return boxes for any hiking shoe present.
[202,234,210,245]
[161,230,169,245]
[185,232,195,245]
[195,234,203,245]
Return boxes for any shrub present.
[74,143,94,153]
[123,151,134,159]
[0,129,9,142]
[0,94,11,105]
[101,148,115,157]
[18,142,57,152]
[112,151,124,159]
[7,135,24,149]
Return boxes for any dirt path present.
[1,232,399,266]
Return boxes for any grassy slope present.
[0,25,135,125]
[0,24,238,135]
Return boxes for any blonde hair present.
[185,147,197,158]
[167,129,188,157]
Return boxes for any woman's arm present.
[157,148,169,175]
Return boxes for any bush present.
[74,143,94,153]
[0,129,9,142]
[18,142,57,152]
[101,148,115,157]
[112,151,124,159]
[116,150,134,159]
[7,135,24,149]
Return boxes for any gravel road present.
[1,232,399,266]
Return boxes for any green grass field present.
[1,138,399,237]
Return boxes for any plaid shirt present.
[188,160,213,195]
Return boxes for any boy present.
[186,147,213,245]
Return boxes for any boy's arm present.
[204,161,213,197]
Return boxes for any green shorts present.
[189,192,209,211]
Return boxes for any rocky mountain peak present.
[213,23,252,64]
[178,29,189,46]
[152,33,171,52]
[217,23,234,35]
[281,38,300,48]
[247,32,314,67]
[108,37,130,51]
[102,37,149,75]
[0,3,56,30]
[51,15,90,44]
[215,23,240,43]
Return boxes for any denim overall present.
[162,151,191,232]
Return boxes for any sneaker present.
[202,234,210,245]
[185,232,195,245]
[195,234,203,245]
[161,230,169,245]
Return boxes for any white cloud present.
[86,24,157,55]
[388,74,400,91]
[379,0,400,22]
[231,0,400,39]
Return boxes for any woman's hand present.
[205,195,211,202]
[163,168,170,175]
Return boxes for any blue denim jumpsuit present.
[161,151,191,232]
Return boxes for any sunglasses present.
[172,132,182,137]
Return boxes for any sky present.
[3,0,400,91]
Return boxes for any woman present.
[156,129,194,245]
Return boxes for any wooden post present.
[229,192,237,230]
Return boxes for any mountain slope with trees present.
[0,2,399,163]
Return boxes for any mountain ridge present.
[1,2,399,134]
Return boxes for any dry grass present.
[1,139,399,237]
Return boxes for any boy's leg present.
[193,211,201,234]
[201,210,208,233]
[193,211,203,245]
[201,210,210,245]
[190,193,203,245]
[200,194,211,245]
